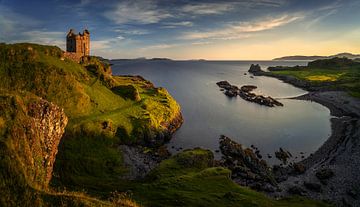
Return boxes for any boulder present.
[275,148,292,164]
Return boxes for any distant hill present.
[111,57,173,61]
[273,53,360,61]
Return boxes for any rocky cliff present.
[0,93,68,188]
[26,97,68,186]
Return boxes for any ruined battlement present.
[66,29,90,57]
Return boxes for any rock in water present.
[248,64,262,74]
[224,90,237,97]
[216,81,283,107]
[240,85,257,92]
[216,81,232,89]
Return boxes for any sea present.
[111,60,331,164]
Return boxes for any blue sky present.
[1,0,360,59]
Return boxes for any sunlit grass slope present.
[271,58,360,97]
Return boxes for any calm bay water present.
[111,60,331,163]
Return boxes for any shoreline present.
[254,70,360,206]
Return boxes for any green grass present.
[271,58,360,97]
[127,149,330,207]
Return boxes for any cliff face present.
[26,98,68,186]
[1,93,68,188]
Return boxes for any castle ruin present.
[65,29,90,61]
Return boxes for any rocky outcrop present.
[1,94,68,188]
[219,135,277,192]
[216,81,283,107]
[248,64,263,75]
[147,112,183,147]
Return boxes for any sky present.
[0,0,360,60]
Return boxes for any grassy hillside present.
[269,58,360,97]
[0,43,181,188]
[0,43,179,206]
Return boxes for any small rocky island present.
[216,80,283,107]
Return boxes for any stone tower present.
[66,29,90,56]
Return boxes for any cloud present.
[0,5,65,47]
[304,1,341,29]
[116,35,125,40]
[20,30,65,48]
[180,1,286,15]
[104,0,171,24]
[161,21,193,28]
[0,5,40,40]
[243,0,287,8]
[114,29,150,35]
[91,40,112,50]
[232,15,302,32]
[191,41,212,45]
[181,3,235,15]
[140,43,179,51]
[305,9,338,29]
[182,14,303,40]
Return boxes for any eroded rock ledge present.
[216,81,283,107]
